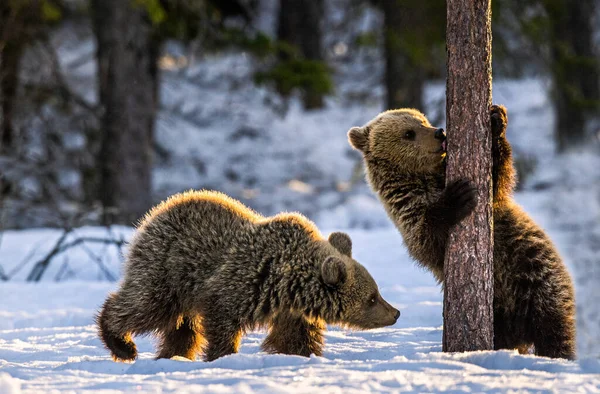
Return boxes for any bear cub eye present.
[369,293,377,304]
[404,130,416,140]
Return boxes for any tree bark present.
[381,0,424,110]
[443,0,494,352]
[545,0,599,151]
[277,0,325,110]
[91,0,158,225]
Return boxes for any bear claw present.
[445,179,478,222]
[491,105,508,138]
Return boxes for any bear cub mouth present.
[435,140,447,155]
[434,128,447,154]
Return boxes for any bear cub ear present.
[321,256,348,286]
[348,126,369,152]
[328,232,352,257]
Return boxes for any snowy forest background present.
[2,0,599,229]
[0,0,600,392]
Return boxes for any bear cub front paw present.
[491,105,508,139]
[444,179,477,223]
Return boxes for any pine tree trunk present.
[0,37,20,199]
[443,0,494,352]
[382,0,424,110]
[0,41,21,153]
[0,0,43,197]
[91,0,158,225]
[546,0,600,151]
[277,0,324,110]
[0,1,35,153]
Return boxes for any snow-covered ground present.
[1,228,600,393]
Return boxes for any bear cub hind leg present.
[532,301,576,360]
[261,312,325,357]
[202,317,243,362]
[156,315,205,360]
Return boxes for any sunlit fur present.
[96,190,399,362]
[349,106,576,360]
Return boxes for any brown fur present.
[348,106,576,359]
[96,191,400,362]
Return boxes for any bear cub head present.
[348,109,446,174]
[323,231,400,329]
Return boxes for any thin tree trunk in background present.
[91,0,158,225]
[382,0,424,110]
[443,0,494,352]
[0,1,30,154]
[0,42,21,153]
[0,1,43,198]
[546,0,599,152]
[277,0,324,109]
[0,40,20,198]
[0,0,45,154]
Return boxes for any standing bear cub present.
[97,191,399,362]
[348,105,575,359]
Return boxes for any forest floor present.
[1,228,600,393]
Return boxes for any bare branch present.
[4,237,46,279]
[37,38,100,118]
[54,256,71,282]
[75,235,117,281]
[26,229,72,282]
[26,231,126,282]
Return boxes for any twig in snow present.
[76,237,117,282]
[5,238,46,280]
[26,229,72,282]
[54,256,71,282]
[25,232,126,282]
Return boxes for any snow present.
[0,373,21,394]
[0,227,599,393]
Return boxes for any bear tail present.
[96,292,138,362]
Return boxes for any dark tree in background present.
[0,0,62,202]
[381,0,423,110]
[0,0,50,153]
[91,0,158,225]
[276,0,326,110]
[443,0,494,352]
[0,2,23,153]
[545,0,600,151]
[372,0,445,110]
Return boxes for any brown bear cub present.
[348,105,576,359]
[97,191,399,362]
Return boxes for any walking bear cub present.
[97,191,399,362]
[348,105,576,359]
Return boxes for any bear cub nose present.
[394,310,401,320]
[434,128,446,140]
